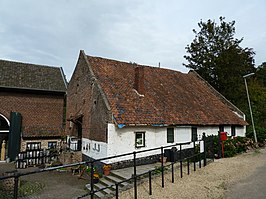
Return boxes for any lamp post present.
[243,72,257,143]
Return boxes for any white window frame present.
[135,132,145,148]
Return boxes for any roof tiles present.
[0,59,66,92]
[87,55,246,126]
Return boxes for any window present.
[167,128,174,143]
[26,142,41,150]
[231,126,236,136]
[48,142,57,149]
[219,125,224,132]
[191,127,198,142]
[135,132,145,148]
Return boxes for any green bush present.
[207,135,257,158]
[246,126,266,143]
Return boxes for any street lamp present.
[243,72,257,143]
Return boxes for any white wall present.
[236,126,245,137]
[82,138,108,160]
[106,124,211,163]
[81,124,245,162]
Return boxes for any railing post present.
[203,133,207,166]
[115,182,119,199]
[180,144,183,178]
[199,153,201,168]
[179,144,182,161]
[161,146,164,188]
[218,131,222,158]
[171,162,174,183]
[180,160,183,178]
[149,171,152,195]
[13,173,19,199]
[193,141,196,171]
[187,159,190,175]
[90,162,94,199]
[211,135,215,162]
[133,151,137,199]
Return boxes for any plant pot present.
[103,169,111,176]
[93,178,99,183]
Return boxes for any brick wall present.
[0,90,65,137]
[66,51,112,142]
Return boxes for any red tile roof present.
[87,55,246,126]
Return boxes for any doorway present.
[0,114,10,161]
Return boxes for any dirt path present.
[116,148,266,199]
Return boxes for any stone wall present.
[59,151,82,165]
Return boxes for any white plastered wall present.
[81,124,245,162]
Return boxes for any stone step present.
[85,184,106,199]
[85,171,132,198]
[94,183,114,195]
[103,175,130,187]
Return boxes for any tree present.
[256,62,266,86]
[184,17,256,106]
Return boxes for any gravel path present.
[116,148,266,199]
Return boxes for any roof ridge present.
[86,54,186,74]
[0,59,60,69]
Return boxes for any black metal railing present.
[0,133,214,199]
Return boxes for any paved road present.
[227,163,266,199]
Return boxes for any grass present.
[0,180,44,199]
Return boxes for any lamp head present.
[243,73,255,78]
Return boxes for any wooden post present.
[1,140,6,161]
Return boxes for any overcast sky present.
[0,0,265,80]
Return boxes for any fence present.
[0,133,214,199]
[15,148,58,169]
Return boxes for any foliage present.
[184,16,266,132]
[184,17,255,106]
[103,164,112,170]
[86,166,96,173]
[0,180,44,199]
[257,63,266,86]
[248,80,266,128]
[246,126,266,143]
[209,135,257,158]
[153,166,168,174]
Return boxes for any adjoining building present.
[0,59,67,161]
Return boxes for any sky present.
[0,0,266,80]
